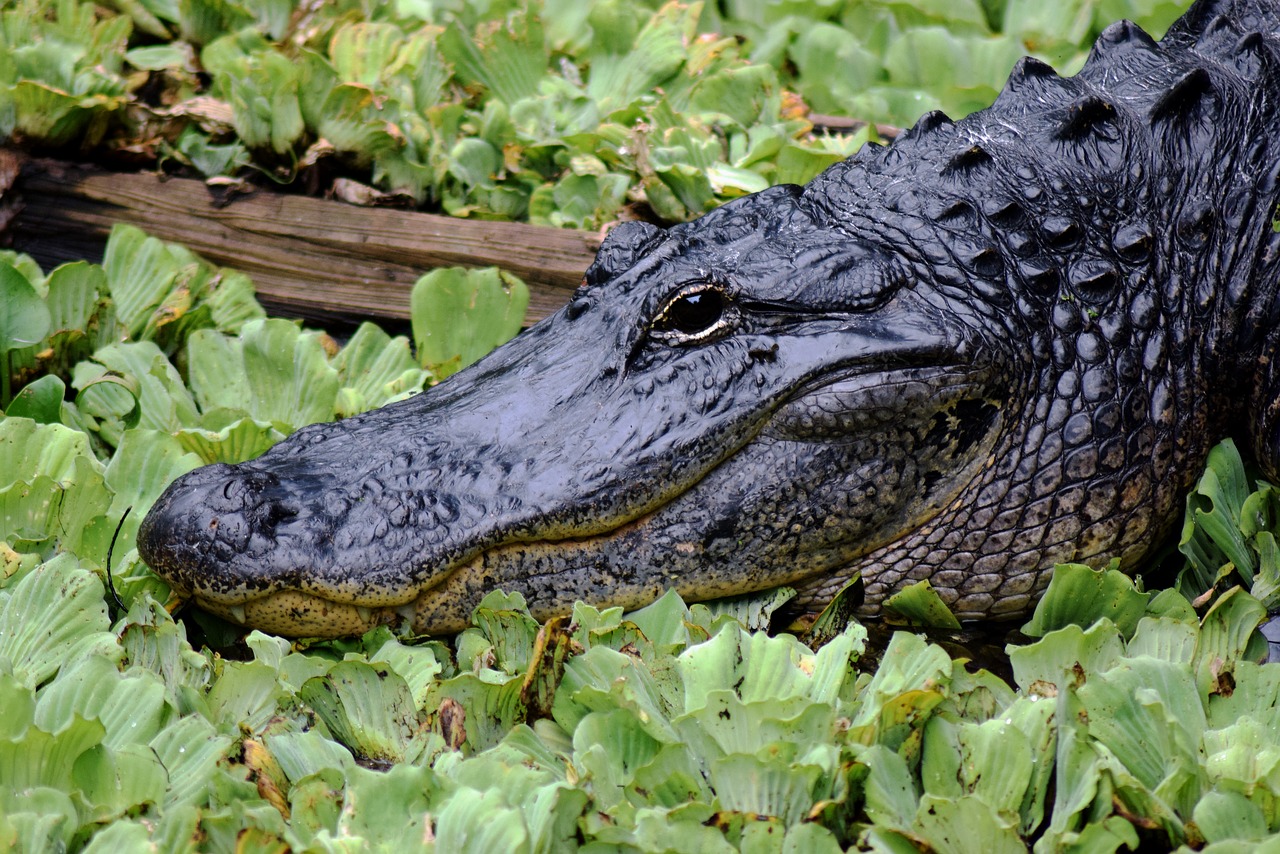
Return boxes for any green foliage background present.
[5,0,1280,852]
[3,0,1189,225]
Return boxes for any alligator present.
[138,0,1280,638]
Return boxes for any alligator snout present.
[140,464,299,593]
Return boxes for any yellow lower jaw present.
[199,591,403,638]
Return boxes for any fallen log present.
[5,156,602,326]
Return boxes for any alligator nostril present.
[214,469,283,510]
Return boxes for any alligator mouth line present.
[188,508,672,637]
[174,362,996,637]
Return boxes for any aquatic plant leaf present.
[173,125,253,177]
[679,623,843,713]
[571,707,663,807]
[584,0,691,112]
[1195,586,1268,695]
[1194,790,1270,844]
[710,752,826,826]
[178,0,254,45]
[0,671,34,741]
[884,579,963,629]
[41,260,104,366]
[0,418,116,559]
[788,22,881,114]
[1181,440,1254,581]
[203,270,265,333]
[0,476,55,552]
[1204,659,1280,730]
[101,224,191,341]
[425,670,528,752]
[440,11,546,106]
[1008,619,1125,690]
[512,778,591,853]
[73,742,169,821]
[464,594,541,677]
[70,363,143,446]
[367,635,444,709]
[1125,613,1199,665]
[1201,716,1280,816]
[10,82,106,146]
[224,49,304,154]
[914,792,1025,854]
[334,764,437,846]
[103,429,203,551]
[0,714,105,791]
[90,341,201,432]
[316,84,401,159]
[150,714,234,809]
[116,597,214,707]
[174,416,285,464]
[0,259,50,360]
[620,741,708,810]
[33,655,167,749]
[263,730,354,783]
[0,786,80,853]
[299,660,418,762]
[862,743,919,829]
[125,43,190,70]
[621,586,702,649]
[1078,657,1205,809]
[553,644,677,741]
[188,319,340,432]
[850,631,953,732]
[690,64,777,130]
[5,375,65,423]
[927,716,1034,816]
[676,692,838,764]
[206,660,286,735]
[699,585,797,631]
[183,322,247,412]
[76,819,154,853]
[0,554,114,689]
[433,785,532,851]
[1022,563,1150,638]
[411,267,529,378]
[332,321,426,412]
[329,22,404,86]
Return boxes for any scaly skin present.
[139,0,1280,637]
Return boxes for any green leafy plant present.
[0,259,50,408]
[1,0,1196,228]
[1178,438,1280,610]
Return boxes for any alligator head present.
[139,185,1011,636]
[139,0,1280,636]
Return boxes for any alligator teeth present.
[396,604,416,622]
[227,605,247,624]
[356,606,374,624]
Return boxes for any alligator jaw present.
[194,591,407,638]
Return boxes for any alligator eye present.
[653,287,731,342]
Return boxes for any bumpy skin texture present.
[139,0,1280,637]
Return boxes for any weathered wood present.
[7,159,602,326]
